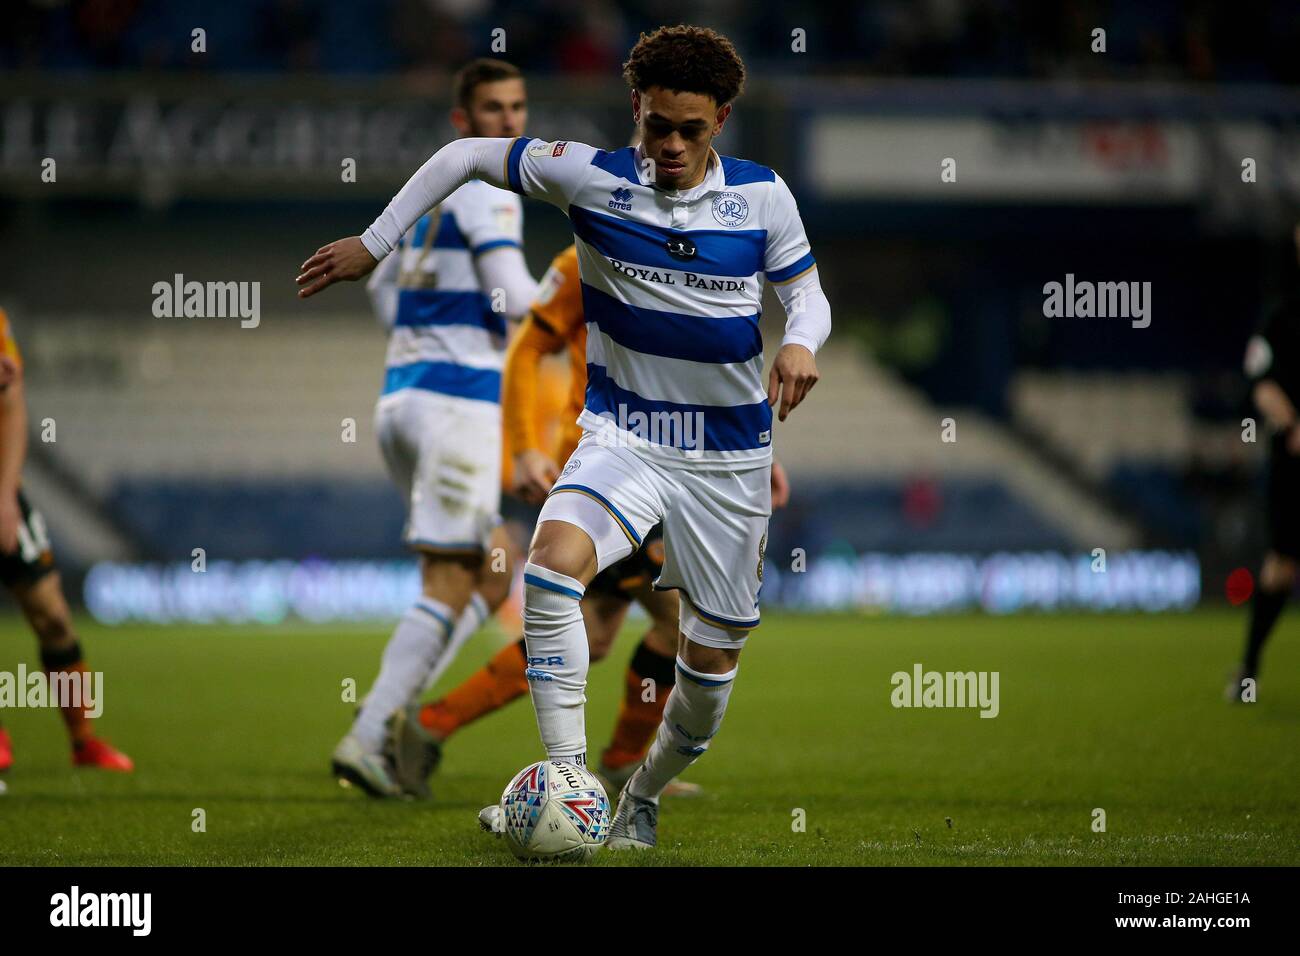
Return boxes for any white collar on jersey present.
[632,142,724,199]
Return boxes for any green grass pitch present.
[0,608,1296,866]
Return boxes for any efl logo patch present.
[561,458,581,478]
[712,191,749,227]
[492,204,517,235]
[527,140,568,159]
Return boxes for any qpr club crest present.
[712,191,749,227]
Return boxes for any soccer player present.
[0,308,133,775]
[297,25,829,849]
[388,242,792,802]
[328,59,538,797]
[1229,226,1300,700]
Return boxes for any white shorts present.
[538,435,770,647]
[375,391,501,554]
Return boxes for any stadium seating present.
[21,316,1134,563]
[1009,371,1195,480]
[21,315,389,493]
[1009,370,1263,547]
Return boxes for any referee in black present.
[1231,226,1300,700]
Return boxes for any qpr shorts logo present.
[712,191,749,227]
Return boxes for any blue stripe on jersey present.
[585,364,772,452]
[570,205,765,278]
[720,155,776,186]
[766,251,817,284]
[410,211,467,250]
[471,238,521,256]
[506,137,531,195]
[588,146,640,181]
[581,284,761,365]
[394,289,508,337]
[382,360,502,403]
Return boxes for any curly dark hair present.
[622,25,746,106]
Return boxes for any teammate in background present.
[387,242,793,801]
[0,308,133,775]
[329,59,538,796]
[296,25,829,848]
[1230,224,1300,700]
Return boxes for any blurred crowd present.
[3,0,1297,84]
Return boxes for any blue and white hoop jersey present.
[381,178,523,406]
[502,137,816,470]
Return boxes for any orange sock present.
[42,655,95,748]
[420,639,528,741]
[600,639,675,771]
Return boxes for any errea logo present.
[609,186,633,212]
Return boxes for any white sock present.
[418,591,489,697]
[353,597,454,751]
[629,656,736,801]
[522,563,589,764]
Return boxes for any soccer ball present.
[499,760,610,862]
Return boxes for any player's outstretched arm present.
[296,137,520,299]
[297,237,377,298]
[767,344,819,422]
[767,267,831,421]
[764,172,830,421]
